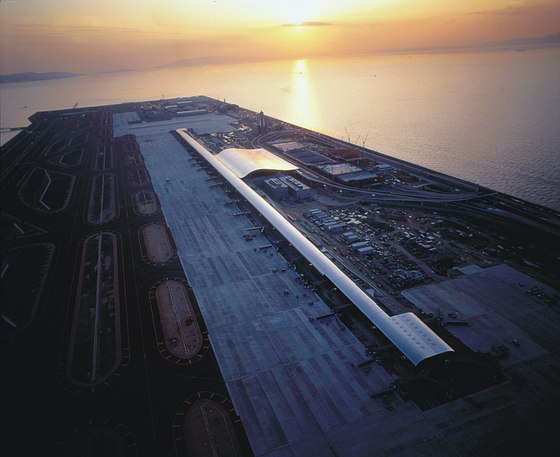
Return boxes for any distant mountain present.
[379,33,560,56]
[94,68,133,75]
[0,72,85,84]
[155,55,257,69]
[483,33,560,48]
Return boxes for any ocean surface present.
[2,48,559,210]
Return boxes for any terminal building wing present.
[216,147,298,178]
[176,129,454,366]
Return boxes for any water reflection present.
[291,60,320,130]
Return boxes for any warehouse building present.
[357,246,375,255]
[264,177,288,198]
[316,163,379,186]
[279,175,310,200]
[350,241,370,251]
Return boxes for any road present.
[252,129,560,234]
[253,131,489,204]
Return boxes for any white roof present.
[216,147,298,178]
[176,129,454,366]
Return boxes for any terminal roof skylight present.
[216,147,298,178]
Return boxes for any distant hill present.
[0,72,85,84]
[94,68,133,75]
[155,55,258,69]
[483,33,560,48]
[155,56,232,69]
[378,33,560,56]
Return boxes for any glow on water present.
[1,49,559,210]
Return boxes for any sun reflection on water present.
[291,60,321,130]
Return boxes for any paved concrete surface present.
[113,112,236,137]
[403,264,560,368]
[131,121,559,456]
[137,131,465,456]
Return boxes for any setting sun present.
[0,0,558,72]
[0,1,559,456]
[276,0,324,25]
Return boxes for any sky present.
[0,0,559,74]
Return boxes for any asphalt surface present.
[1,106,252,456]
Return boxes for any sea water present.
[2,48,559,210]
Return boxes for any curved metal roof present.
[176,129,454,365]
[216,147,298,178]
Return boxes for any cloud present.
[470,8,522,16]
[469,2,560,17]
[281,21,332,27]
